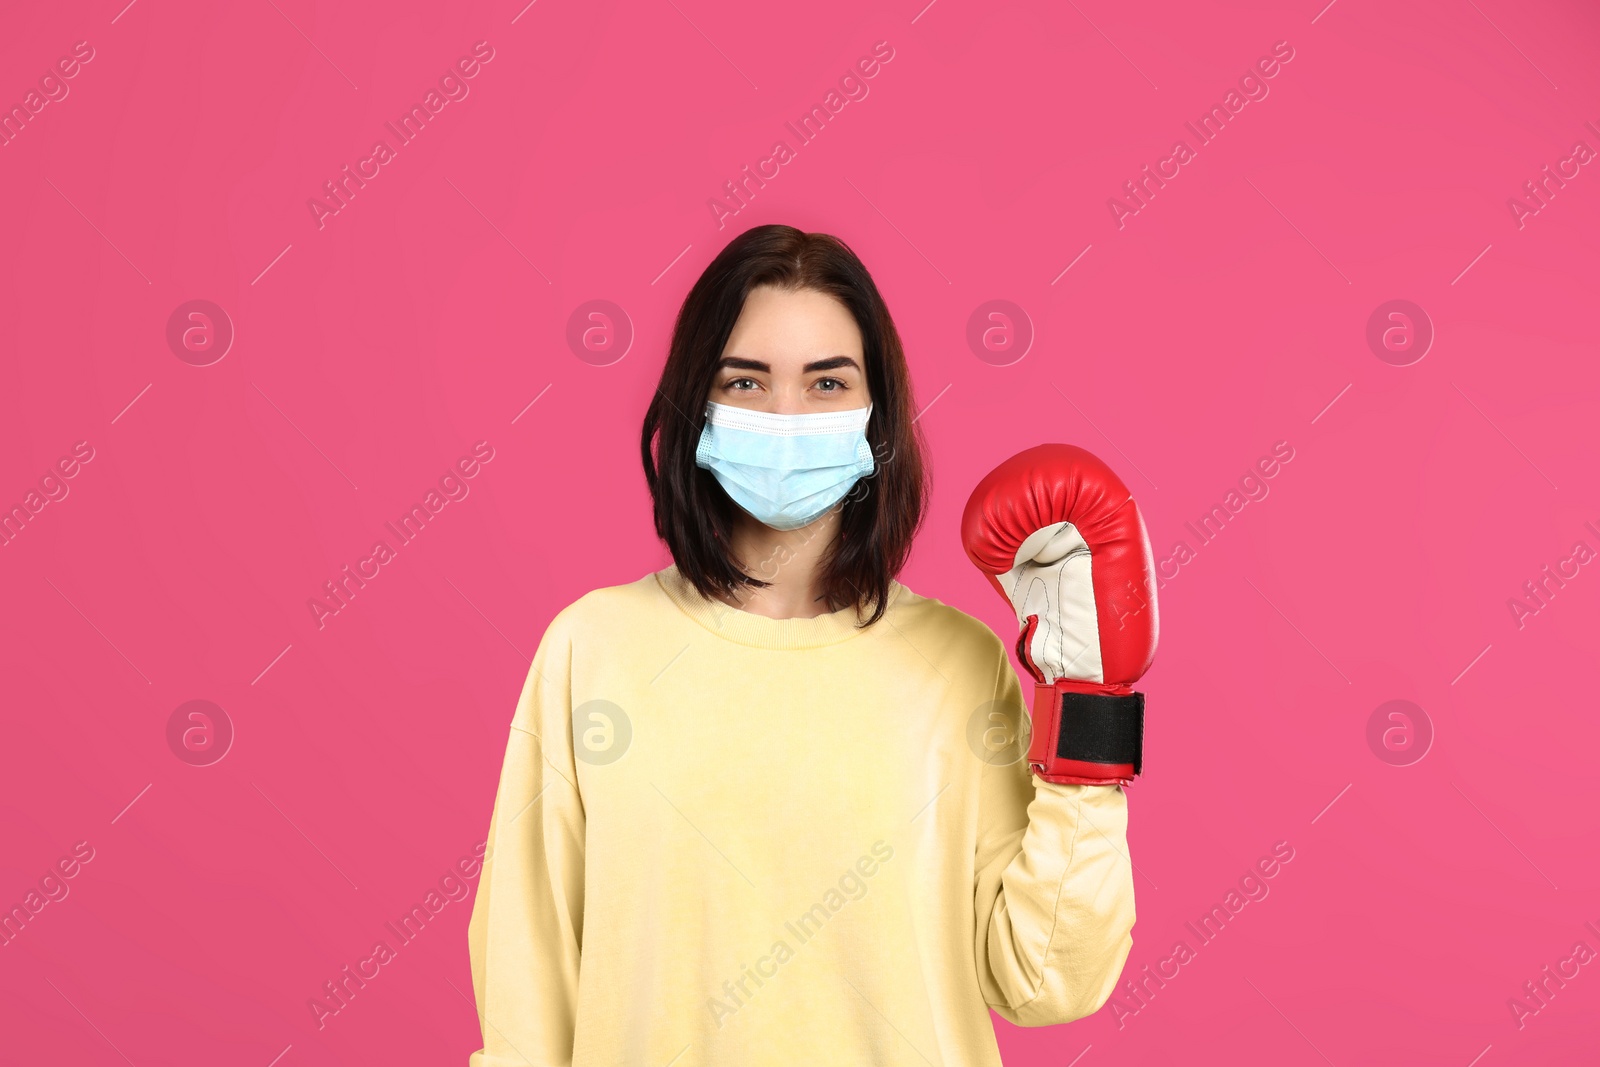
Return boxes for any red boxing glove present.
[961,444,1158,786]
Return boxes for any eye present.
[814,377,848,393]
[723,377,760,392]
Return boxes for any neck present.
[721,510,844,620]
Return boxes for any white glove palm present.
[992,521,1106,686]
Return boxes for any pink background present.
[3,0,1598,1064]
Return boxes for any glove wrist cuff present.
[1028,681,1145,785]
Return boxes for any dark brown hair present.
[640,224,928,627]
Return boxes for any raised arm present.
[961,442,1159,1023]
[973,652,1136,1025]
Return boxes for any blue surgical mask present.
[695,401,876,531]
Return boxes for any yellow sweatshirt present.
[467,563,1135,1066]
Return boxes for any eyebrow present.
[717,355,861,374]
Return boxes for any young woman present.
[467,224,1139,1066]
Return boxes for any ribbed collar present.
[653,563,906,650]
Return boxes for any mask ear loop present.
[695,407,719,546]
[838,404,878,541]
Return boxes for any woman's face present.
[711,285,870,414]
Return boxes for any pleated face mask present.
[695,401,876,531]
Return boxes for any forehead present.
[723,286,863,366]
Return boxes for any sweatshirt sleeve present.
[972,642,1137,1027]
[467,611,586,1067]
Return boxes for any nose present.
[767,382,806,415]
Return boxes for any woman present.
[466,224,1136,1066]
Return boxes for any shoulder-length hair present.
[640,223,928,628]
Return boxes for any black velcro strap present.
[1055,691,1144,775]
